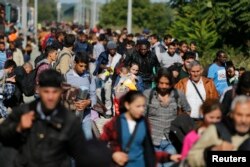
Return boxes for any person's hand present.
[74,100,91,111]
[170,154,182,162]
[6,76,16,83]
[16,111,35,133]
[112,152,128,166]
[212,141,234,151]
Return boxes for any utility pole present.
[22,0,28,47]
[34,0,38,44]
[82,0,86,26]
[57,0,61,23]
[91,0,97,28]
[127,0,132,33]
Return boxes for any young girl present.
[101,91,181,167]
[181,99,222,159]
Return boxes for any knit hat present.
[107,41,117,49]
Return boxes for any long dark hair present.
[119,91,145,114]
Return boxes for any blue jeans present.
[81,108,93,140]
[154,139,177,167]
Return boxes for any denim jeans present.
[81,108,93,140]
[154,139,177,167]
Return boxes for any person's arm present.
[0,105,30,148]
[178,91,191,113]
[220,90,233,115]
[175,80,185,93]
[59,54,71,75]
[155,47,162,63]
[89,77,97,106]
[207,65,215,79]
[93,53,105,76]
[136,76,144,92]
[210,79,219,99]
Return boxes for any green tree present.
[169,1,218,54]
[169,0,250,53]
[28,0,57,22]
[38,0,57,22]
[99,0,174,34]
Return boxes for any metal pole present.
[91,0,97,28]
[34,0,38,44]
[57,0,61,23]
[22,0,27,47]
[127,0,132,33]
[82,0,86,26]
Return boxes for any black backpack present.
[21,63,48,96]
[146,88,195,153]
[169,114,195,153]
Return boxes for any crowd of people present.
[0,23,249,167]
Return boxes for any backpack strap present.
[146,88,156,117]
[123,122,140,153]
[148,88,156,105]
[215,122,232,143]
[53,52,71,69]
[173,88,184,115]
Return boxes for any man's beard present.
[168,52,174,56]
[157,88,172,96]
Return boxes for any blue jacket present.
[74,41,91,53]
[93,51,109,76]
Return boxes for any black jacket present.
[221,88,235,116]
[0,101,95,167]
[126,51,160,83]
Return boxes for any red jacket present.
[100,115,171,167]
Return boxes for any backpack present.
[53,52,72,70]
[34,54,46,67]
[21,63,48,96]
[146,88,195,153]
